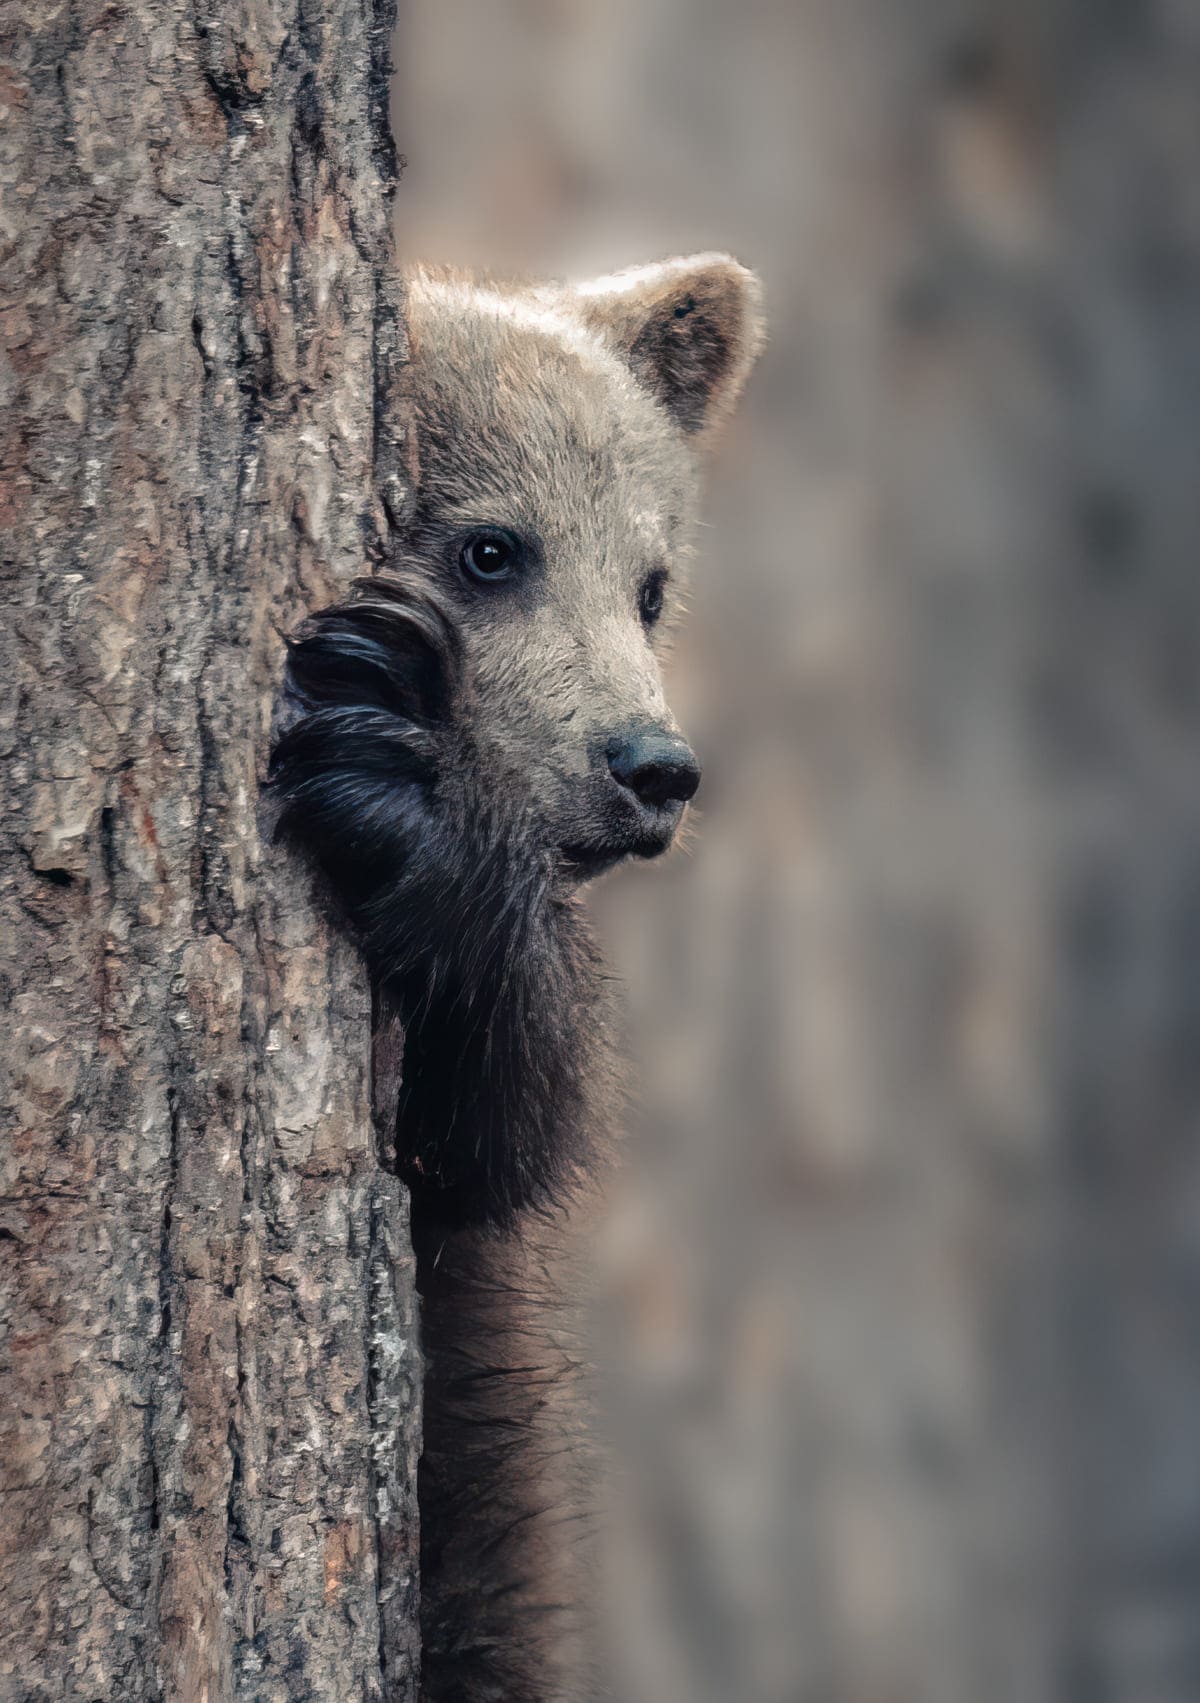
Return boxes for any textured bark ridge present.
[0,3,418,1699]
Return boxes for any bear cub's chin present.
[560,827,679,881]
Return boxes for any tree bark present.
[0,3,419,1699]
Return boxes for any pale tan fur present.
[397,256,764,872]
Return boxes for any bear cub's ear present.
[570,252,764,439]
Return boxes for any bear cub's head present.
[399,253,764,879]
[272,257,763,1215]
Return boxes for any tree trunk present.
[0,3,419,1699]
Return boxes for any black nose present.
[607,732,701,809]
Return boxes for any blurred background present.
[393,5,1200,1700]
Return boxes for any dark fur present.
[413,1216,602,1702]
[271,578,612,1226]
[270,580,613,1697]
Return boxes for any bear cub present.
[271,254,763,1702]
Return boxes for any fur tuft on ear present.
[570,252,764,438]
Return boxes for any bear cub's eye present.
[639,569,668,627]
[459,529,523,584]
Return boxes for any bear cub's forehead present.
[405,274,697,551]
